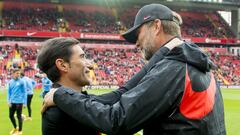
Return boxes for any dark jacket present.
[42,83,99,135]
[42,83,134,135]
[53,42,226,135]
[42,106,99,135]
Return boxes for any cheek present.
[79,67,87,76]
[145,32,154,44]
[140,34,145,42]
[72,62,84,71]
[141,36,149,48]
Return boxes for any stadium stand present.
[207,50,240,85]
[0,2,235,38]
[0,42,239,86]
[0,2,239,87]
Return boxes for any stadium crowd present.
[0,3,238,87]
[0,5,235,38]
[0,44,239,87]
[208,51,240,85]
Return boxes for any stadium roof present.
[2,0,239,10]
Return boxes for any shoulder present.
[137,59,186,91]
[42,107,63,122]
[42,107,97,135]
[42,107,65,135]
[187,65,212,91]
[42,106,66,131]
[19,78,26,84]
[8,79,13,84]
[48,79,52,83]
[149,59,186,77]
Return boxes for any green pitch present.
[0,88,239,135]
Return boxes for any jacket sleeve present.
[90,47,170,105]
[22,80,28,105]
[7,81,11,104]
[32,79,37,89]
[90,87,128,105]
[54,61,186,134]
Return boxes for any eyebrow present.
[79,53,85,57]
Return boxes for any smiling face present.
[66,45,93,87]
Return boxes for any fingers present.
[41,103,47,114]
[41,93,50,114]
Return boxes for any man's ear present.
[154,19,162,35]
[55,59,68,72]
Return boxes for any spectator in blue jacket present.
[7,68,27,135]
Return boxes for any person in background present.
[21,72,36,120]
[7,68,27,135]
[40,73,52,98]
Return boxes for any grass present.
[222,89,240,135]
[0,89,43,135]
[0,88,239,135]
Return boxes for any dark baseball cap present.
[122,4,175,43]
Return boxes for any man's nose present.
[136,41,140,48]
[85,59,93,70]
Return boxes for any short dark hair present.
[12,68,20,73]
[37,37,80,82]
[20,72,25,77]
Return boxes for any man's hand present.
[41,88,58,114]
[8,103,12,108]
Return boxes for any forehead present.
[13,71,20,74]
[71,45,84,55]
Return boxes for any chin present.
[83,79,91,85]
[87,79,92,85]
[80,82,89,87]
